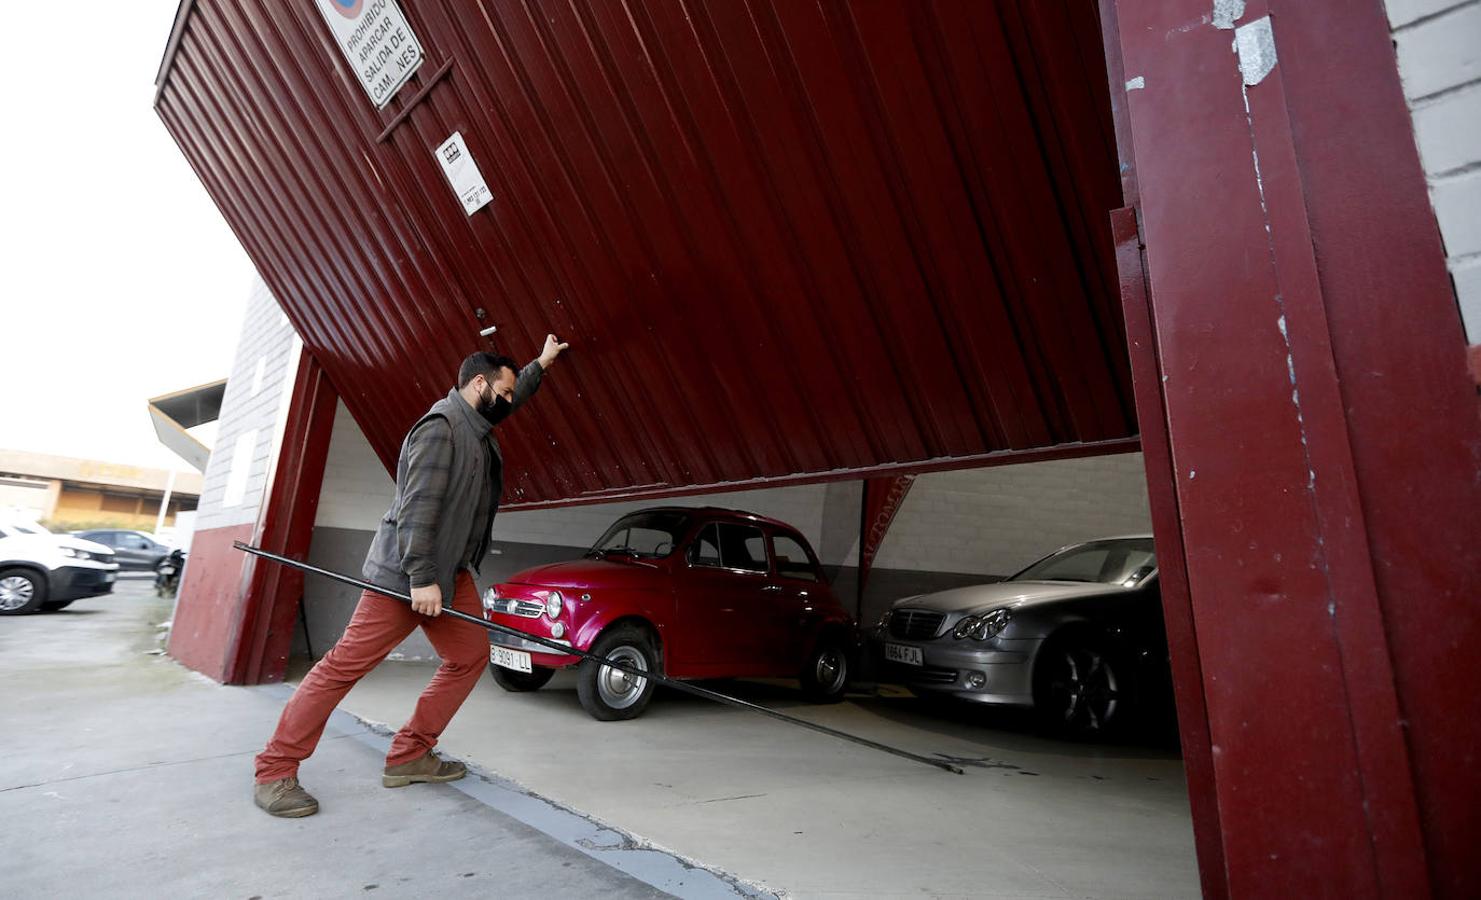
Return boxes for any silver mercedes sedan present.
[870,536,1170,738]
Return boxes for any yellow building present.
[0,449,202,531]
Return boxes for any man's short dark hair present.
[458,352,518,388]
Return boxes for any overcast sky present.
[1,4,257,471]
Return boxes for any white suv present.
[0,519,120,615]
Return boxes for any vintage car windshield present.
[588,511,691,560]
[1010,538,1156,586]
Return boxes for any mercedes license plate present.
[884,643,923,666]
[490,645,532,673]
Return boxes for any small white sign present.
[315,0,424,109]
[435,132,494,215]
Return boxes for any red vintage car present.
[482,507,856,720]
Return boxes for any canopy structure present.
[148,379,226,473]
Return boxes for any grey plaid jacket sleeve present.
[509,360,544,414]
[397,416,452,589]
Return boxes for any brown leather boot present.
[382,750,467,788]
[253,776,319,817]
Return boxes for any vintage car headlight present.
[550,622,566,639]
[545,591,563,619]
[481,589,499,612]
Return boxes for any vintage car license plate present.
[490,645,532,673]
[884,643,923,666]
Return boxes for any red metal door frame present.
[167,350,338,684]
[1104,1,1481,896]
[227,350,339,684]
[1096,5,1226,894]
[1111,205,1229,899]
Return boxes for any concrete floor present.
[0,578,751,899]
[322,636,1201,897]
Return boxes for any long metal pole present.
[234,541,962,775]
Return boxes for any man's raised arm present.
[510,333,569,414]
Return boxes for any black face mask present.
[478,384,512,426]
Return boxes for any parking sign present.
[315,0,424,109]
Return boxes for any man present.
[253,335,569,817]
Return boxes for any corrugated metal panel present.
[155,0,1132,508]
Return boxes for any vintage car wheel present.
[489,664,555,692]
[800,636,849,703]
[0,568,48,616]
[1032,633,1134,739]
[576,625,657,721]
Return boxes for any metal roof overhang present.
[154,0,1134,509]
[148,379,226,473]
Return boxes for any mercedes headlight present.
[953,609,1011,641]
[876,609,894,630]
[970,609,1011,641]
[545,591,563,619]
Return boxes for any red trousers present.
[255,572,487,783]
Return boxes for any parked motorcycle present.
[155,549,186,599]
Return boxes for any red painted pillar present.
[1112,206,1231,900]
[227,351,338,684]
[168,351,338,685]
[1106,1,1481,896]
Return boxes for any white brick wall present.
[491,484,831,553]
[194,277,301,531]
[312,396,837,549]
[1386,0,1481,341]
[504,456,1155,577]
[312,411,835,547]
[310,395,1152,578]
[314,401,395,530]
[872,454,1153,577]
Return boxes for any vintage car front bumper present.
[486,622,580,667]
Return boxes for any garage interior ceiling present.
[155,0,1132,506]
